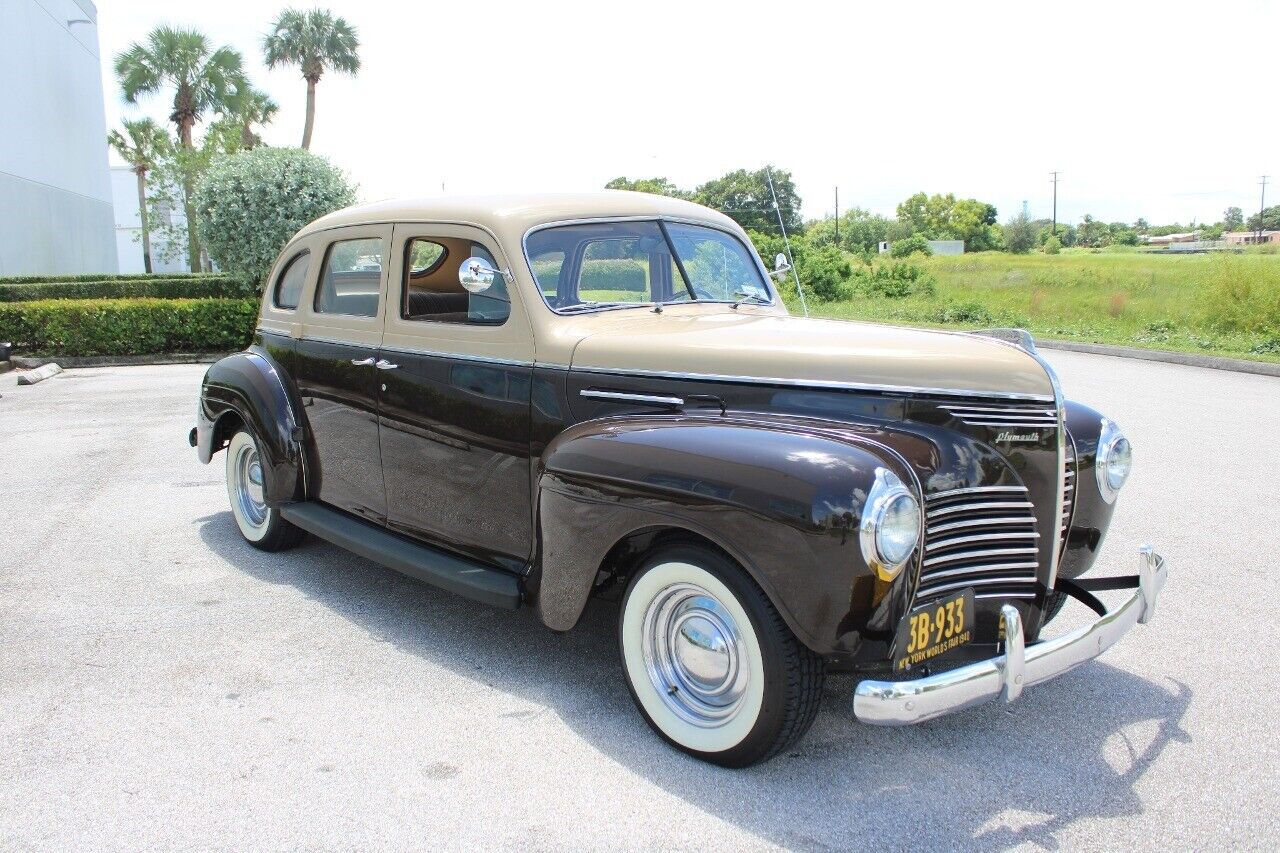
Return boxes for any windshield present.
[525,220,772,313]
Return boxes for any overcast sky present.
[98,0,1278,227]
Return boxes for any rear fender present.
[532,415,920,654]
[196,349,308,505]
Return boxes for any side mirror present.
[771,252,792,279]
[459,257,498,293]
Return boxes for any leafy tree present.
[1003,211,1037,254]
[194,147,356,286]
[805,208,893,253]
[107,118,171,273]
[1246,206,1280,232]
[1133,217,1150,233]
[1076,214,1104,247]
[604,176,690,198]
[895,192,999,249]
[890,234,932,258]
[1042,234,1062,255]
[220,86,278,151]
[694,167,802,236]
[1223,207,1244,231]
[1107,223,1140,246]
[263,8,361,150]
[114,26,246,271]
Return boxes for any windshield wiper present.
[731,291,770,310]
[557,301,643,314]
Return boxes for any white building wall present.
[0,0,117,275]
[110,167,186,274]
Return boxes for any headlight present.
[1095,418,1133,504]
[860,468,922,581]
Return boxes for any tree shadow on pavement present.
[197,511,1192,852]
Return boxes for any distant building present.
[1141,232,1200,247]
[0,0,117,275]
[1224,230,1280,246]
[877,240,965,256]
[110,167,187,274]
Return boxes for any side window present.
[401,236,510,326]
[314,237,383,317]
[272,251,309,310]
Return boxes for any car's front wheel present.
[618,544,825,767]
[225,429,301,552]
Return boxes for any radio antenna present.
[766,166,808,317]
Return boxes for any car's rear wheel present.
[225,429,301,551]
[618,544,825,767]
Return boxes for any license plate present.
[893,588,975,672]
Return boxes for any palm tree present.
[107,119,171,274]
[221,87,279,150]
[114,27,246,271]
[263,9,360,150]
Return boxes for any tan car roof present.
[295,191,741,245]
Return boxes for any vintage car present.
[190,192,1166,766]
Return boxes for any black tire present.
[618,544,825,767]
[224,429,303,552]
[1041,589,1068,625]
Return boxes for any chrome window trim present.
[269,330,535,368]
[521,215,778,315]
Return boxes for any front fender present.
[196,348,307,506]
[1060,399,1119,579]
[532,415,919,655]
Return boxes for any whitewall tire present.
[619,544,825,767]
[225,429,301,552]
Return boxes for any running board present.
[279,502,521,610]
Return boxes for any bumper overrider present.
[853,546,1167,725]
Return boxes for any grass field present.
[799,248,1280,363]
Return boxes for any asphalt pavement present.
[1,352,1276,851]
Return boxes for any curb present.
[11,352,231,370]
[1036,340,1280,378]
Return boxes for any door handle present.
[350,357,375,366]
[375,359,399,370]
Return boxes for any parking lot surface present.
[1,352,1277,851]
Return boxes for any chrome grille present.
[917,486,1040,601]
[940,403,1058,428]
[1060,442,1077,551]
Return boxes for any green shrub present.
[1200,253,1280,333]
[933,302,995,324]
[799,245,854,301]
[0,275,251,302]
[1043,235,1063,255]
[194,147,356,289]
[853,261,937,299]
[889,234,932,258]
[0,298,258,356]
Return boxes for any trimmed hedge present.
[0,274,250,302]
[0,272,232,284]
[0,298,259,356]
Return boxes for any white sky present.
[98,0,1278,227]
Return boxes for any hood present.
[566,310,1054,399]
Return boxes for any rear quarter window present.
[272,251,310,310]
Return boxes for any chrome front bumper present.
[853,546,1167,726]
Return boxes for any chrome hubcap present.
[641,582,749,728]
[233,441,268,528]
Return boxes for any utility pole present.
[1050,171,1060,235]
[1258,175,1269,245]
[834,187,839,243]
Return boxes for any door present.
[293,225,392,524]
[378,223,535,569]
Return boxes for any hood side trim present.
[564,364,1057,403]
